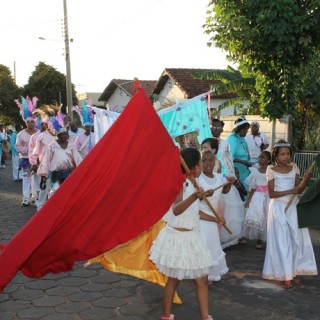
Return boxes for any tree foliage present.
[23,62,77,114]
[204,0,320,120]
[293,54,320,150]
[0,65,23,125]
[194,66,259,114]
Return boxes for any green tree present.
[294,55,320,150]
[204,0,320,120]
[0,65,23,125]
[23,62,77,114]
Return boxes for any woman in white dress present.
[198,150,230,282]
[262,142,317,289]
[242,151,271,249]
[149,147,214,320]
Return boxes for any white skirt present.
[149,225,214,280]
[200,220,228,281]
[262,199,317,281]
[220,186,245,249]
[242,191,269,241]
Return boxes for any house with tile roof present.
[98,79,157,112]
[152,68,237,116]
[98,68,239,115]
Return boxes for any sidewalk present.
[0,158,319,320]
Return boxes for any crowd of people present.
[151,117,317,320]
[0,96,95,210]
[0,104,318,320]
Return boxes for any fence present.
[293,151,319,179]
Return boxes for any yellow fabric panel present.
[86,220,182,304]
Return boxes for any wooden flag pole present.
[285,160,316,212]
[180,156,232,234]
[211,182,230,193]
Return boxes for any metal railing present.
[293,151,319,179]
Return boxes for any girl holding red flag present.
[149,147,214,320]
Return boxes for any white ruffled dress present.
[149,181,214,280]
[262,165,317,281]
[220,185,246,249]
[197,173,229,281]
[242,168,269,241]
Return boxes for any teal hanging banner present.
[158,96,212,146]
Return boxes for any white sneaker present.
[22,200,29,207]
[30,197,37,205]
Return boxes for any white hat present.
[234,117,249,128]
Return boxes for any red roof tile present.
[153,68,236,99]
[99,79,157,102]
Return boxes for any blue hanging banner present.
[158,95,212,146]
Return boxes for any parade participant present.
[68,121,84,143]
[10,124,23,181]
[73,101,95,158]
[38,113,82,197]
[198,150,230,283]
[262,141,317,289]
[211,118,235,178]
[226,117,251,189]
[29,106,58,210]
[245,121,269,166]
[220,167,247,248]
[15,97,39,206]
[242,151,271,249]
[0,123,8,168]
[200,137,221,173]
[210,118,243,244]
[28,117,45,206]
[149,147,214,320]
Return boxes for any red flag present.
[0,89,184,292]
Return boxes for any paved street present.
[0,157,320,320]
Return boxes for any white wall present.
[158,79,186,106]
[209,98,234,117]
[107,87,131,112]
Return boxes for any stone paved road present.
[0,158,319,320]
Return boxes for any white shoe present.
[22,200,29,206]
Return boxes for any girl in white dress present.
[262,142,317,289]
[201,138,221,173]
[220,167,247,249]
[242,151,271,249]
[198,150,231,282]
[149,147,214,320]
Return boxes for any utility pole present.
[63,0,73,120]
[13,61,16,84]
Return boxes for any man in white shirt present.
[16,119,39,206]
[245,121,269,166]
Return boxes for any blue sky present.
[0,0,231,93]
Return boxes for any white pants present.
[37,177,51,210]
[22,173,32,202]
[31,174,40,201]
[12,154,20,181]
[48,181,60,198]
